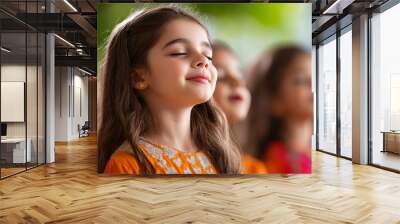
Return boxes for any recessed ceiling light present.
[1,47,11,53]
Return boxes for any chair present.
[78,121,90,138]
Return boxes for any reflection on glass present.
[0,1,46,179]
[318,38,337,154]
[1,31,27,177]
[340,30,352,158]
[38,32,46,165]
[371,4,400,171]
[27,31,38,169]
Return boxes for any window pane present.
[371,3,400,171]
[340,29,352,158]
[318,38,337,154]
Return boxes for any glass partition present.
[317,36,337,154]
[0,1,46,179]
[339,28,352,158]
[371,3,400,171]
[1,30,28,177]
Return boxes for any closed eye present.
[170,53,187,56]
[170,53,212,61]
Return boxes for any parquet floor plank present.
[0,135,399,223]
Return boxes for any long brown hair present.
[98,6,241,174]
[246,46,310,159]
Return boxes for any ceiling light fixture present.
[322,0,343,15]
[54,34,75,48]
[63,0,78,12]
[1,47,11,53]
[78,67,93,76]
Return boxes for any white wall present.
[1,65,26,134]
[55,66,69,141]
[72,72,89,138]
[54,67,89,141]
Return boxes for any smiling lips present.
[186,74,210,84]
[228,94,243,102]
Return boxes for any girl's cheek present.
[245,92,251,106]
[212,77,218,89]
[211,65,218,80]
[214,85,223,100]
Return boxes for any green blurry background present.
[97,3,311,69]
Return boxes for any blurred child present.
[212,41,267,174]
[248,46,313,174]
[98,6,241,174]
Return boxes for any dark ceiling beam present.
[312,15,335,33]
[2,12,96,48]
[86,0,97,12]
[322,0,356,14]
[51,0,96,47]
[9,13,83,32]
[55,47,96,57]
[66,13,96,46]
[312,14,352,44]
[0,8,38,31]
[55,55,96,72]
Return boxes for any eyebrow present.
[162,38,211,50]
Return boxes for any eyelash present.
[170,53,187,56]
[170,53,213,61]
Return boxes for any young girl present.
[98,6,241,174]
[212,41,267,174]
[248,46,313,174]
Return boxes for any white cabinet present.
[1,138,32,163]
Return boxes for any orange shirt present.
[241,153,268,174]
[104,138,217,174]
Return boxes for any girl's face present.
[272,54,313,121]
[138,18,217,109]
[213,49,251,124]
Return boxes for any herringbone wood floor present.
[1,135,400,223]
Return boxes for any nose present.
[228,73,245,88]
[192,54,209,69]
[231,78,242,88]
